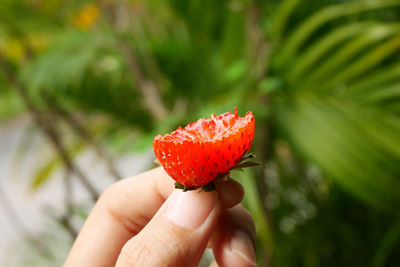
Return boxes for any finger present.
[65,168,174,267]
[209,260,219,267]
[65,168,243,267]
[207,205,256,248]
[116,189,221,267]
[209,205,257,267]
[216,179,244,209]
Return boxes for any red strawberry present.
[153,108,255,188]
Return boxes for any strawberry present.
[153,108,256,190]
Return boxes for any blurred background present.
[1,0,400,266]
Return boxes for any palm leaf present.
[20,31,106,96]
[287,21,377,83]
[275,0,400,68]
[364,83,400,102]
[269,0,301,42]
[276,94,400,212]
[300,23,400,88]
[372,219,400,267]
[321,35,400,91]
[347,62,400,93]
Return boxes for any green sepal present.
[239,153,255,161]
[174,181,217,192]
[233,161,265,169]
[214,172,230,181]
[174,181,185,189]
[175,181,200,192]
[231,167,244,172]
[200,181,216,192]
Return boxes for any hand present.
[64,167,257,267]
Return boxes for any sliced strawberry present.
[153,108,255,187]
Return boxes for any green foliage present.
[0,88,24,121]
[1,0,400,266]
[30,140,86,190]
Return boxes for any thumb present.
[116,189,221,267]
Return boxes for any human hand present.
[64,167,257,267]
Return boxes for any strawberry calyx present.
[172,153,264,192]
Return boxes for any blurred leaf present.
[277,94,400,211]
[321,35,400,91]
[31,156,61,190]
[364,83,400,102]
[258,77,283,94]
[372,219,400,267]
[223,60,246,83]
[30,141,86,191]
[0,88,24,121]
[21,30,101,95]
[348,62,400,94]
[275,0,400,68]
[302,23,400,87]
[237,170,273,265]
[287,21,376,83]
[269,0,301,42]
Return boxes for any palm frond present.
[287,21,378,83]
[321,35,400,91]
[275,0,400,68]
[276,94,400,212]
[303,23,400,87]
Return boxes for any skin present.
[65,167,257,267]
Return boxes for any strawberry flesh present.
[153,108,255,187]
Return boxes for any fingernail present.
[230,230,257,266]
[163,189,217,230]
